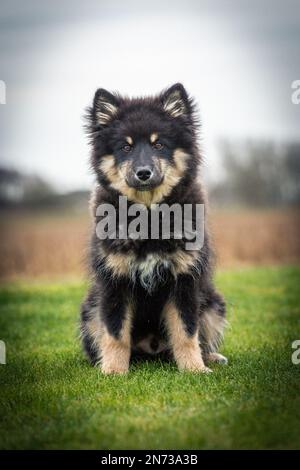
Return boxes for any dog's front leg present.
[99,291,133,374]
[163,276,212,373]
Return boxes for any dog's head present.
[86,83,199,205]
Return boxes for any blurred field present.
[210,208,300,267]
[0,208,299,280]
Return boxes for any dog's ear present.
[93,88,120,126]
[160,83,190,118]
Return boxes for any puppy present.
[80,83,227,374]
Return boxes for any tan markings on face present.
[126,136,133,145]
[99,149,189,207]
[99,155,129,187]
[150,132,158,144]
[99,154,119,182]
[172,148,189,174]
[113,149,188,206]
[109,172,163,207]
[163,301,210,372]
[117,160,130,181]
[100,303,133,374]
[145,149,188,204]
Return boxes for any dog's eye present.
[122,144,132,153]
[153,142,163,150]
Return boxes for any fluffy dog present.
[80,83,227,374]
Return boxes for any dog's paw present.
[179,363,213,373]
[207,353,228,365]
[101,364,129,375]
[200,366,213,373]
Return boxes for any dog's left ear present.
[160,83,190,118]
[93,88,120,126]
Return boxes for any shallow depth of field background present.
[0,0,300,450]
[0,0,299,278]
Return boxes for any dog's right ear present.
[160,83,190,118]
[93,88,120,126]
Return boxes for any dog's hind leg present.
[206,352,228,364]
[199,290,228,365]
[80,286,103,365]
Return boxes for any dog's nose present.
[135,166,153,182]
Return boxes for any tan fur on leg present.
[100,304,132,374]
[163,302,212,373]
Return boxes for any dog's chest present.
[131,253,172,292]
[102,240,197,292]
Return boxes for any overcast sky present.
[0,0,299,191]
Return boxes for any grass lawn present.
[0,266,300,450]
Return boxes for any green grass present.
[0,266,300,450]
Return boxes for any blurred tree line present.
[210,141,300,207]
[0,168,89,212]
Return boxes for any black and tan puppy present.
[80,83,227,374]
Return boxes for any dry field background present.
[0,208,299,280]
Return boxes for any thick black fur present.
[80,83,226,371]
